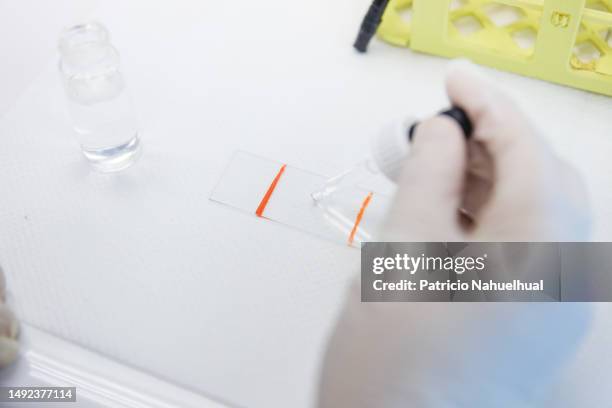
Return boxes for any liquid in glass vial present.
[59,22,142,172]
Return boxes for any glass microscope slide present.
[209,151,391,247]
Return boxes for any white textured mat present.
[1,0,612,407]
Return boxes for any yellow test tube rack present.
[377,0,612,96]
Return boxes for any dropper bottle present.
[311,107,473,202]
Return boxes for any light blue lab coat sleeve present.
[318,277,591,408]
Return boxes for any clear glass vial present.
[58,22,142,172]
[311,117,415,203]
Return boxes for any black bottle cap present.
[440,107,473,139]
[408,107,473,141]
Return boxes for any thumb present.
[383,115,467,241]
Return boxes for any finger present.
[445,60,539,167]
[0,304,19,339]
[461,140,495,222]
[0,336,19,367]
[384,115,467,240]
[444,60,560,226]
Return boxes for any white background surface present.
[1,324,226,407]
[1,0,612,407]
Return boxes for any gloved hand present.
[383,61,590,241]
[318,62,591,408]
[0,266,19,367]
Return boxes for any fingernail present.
[0,336,19,367]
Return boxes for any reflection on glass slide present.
[209,151,392,247]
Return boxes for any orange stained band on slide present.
[348,192,374,246]
[256,164,287,218]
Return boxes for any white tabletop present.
[1,0,612,407]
